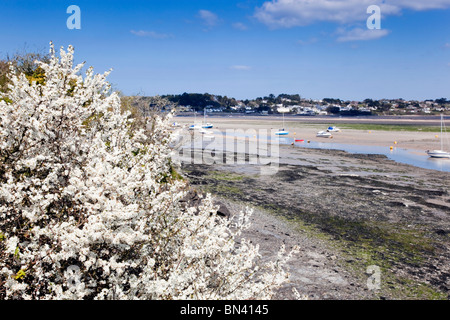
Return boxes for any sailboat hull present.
[427,150,450,158]
[317,131,332,138]
[427,114,449,158]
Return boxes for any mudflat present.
[173,116,450,300]
[175,115,448,152]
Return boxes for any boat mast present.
[441,114,444,151]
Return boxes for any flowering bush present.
[0,43,297,300]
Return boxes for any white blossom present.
[0,43,298,300]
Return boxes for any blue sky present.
[1,0,450,101]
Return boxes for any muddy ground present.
[175,144,450,300]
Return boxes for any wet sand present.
[174,115,446,153]
[172,116,450,300]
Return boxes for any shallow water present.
[277,136,450,172]
[176,129,450,172]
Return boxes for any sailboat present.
[427,114,450,158]
[275,108,289,136]
[202,109,213,129]
[188,111,201,130]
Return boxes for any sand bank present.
[179,143,450,299]
[174,116,447,153]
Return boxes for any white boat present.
[275,109,289,136]
[188,124,201,130]
[427,150,450,158]
[427,114,450,158]
[188,111,202,130]
[202,109,213,128]
[275,129,289,136]
[317,130,332,138]
[327,126,341,132]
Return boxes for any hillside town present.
[157,93,450,116]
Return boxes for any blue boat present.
[327,126,341,132]
[275,111,289,135]
[189,124,201,130]
[202,109,214,129]
[275,129,289,136]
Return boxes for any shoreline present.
[175,114,450,126]
[172,115,450,299]
[172,116,450,172]
[177,144,450,300]
[173,116,447,152]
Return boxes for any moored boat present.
[275,108,289,136]
[189,124,201,130]
[316,130,332,138]
[202,109,214,129]
[427,114,449,158]
[275,129,289,136]
[427,150,450,158]
[327,126,341,132]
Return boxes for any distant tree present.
[323,98,342,105]
[263,94,276,103]
[278,94,301,101]
[397,101,406,108]
[435,98,449,105]
[326,106,340,114]
[256,105,271,113]
[1,51,50,89]
[0,60,9,93]
[248,100,258,108]
[172,93,219,111]
[378,103,391,112]
[0,50,51,95]
[363,99,380,108]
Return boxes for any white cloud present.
[336,27,390,42]
[297,37,319,45]
[229,65,252,71]
[254,0,450,28]
[130,30,173,39]
[393,0,450,11]
[198,10,220,27]
[232,22,248,30]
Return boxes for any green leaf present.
[15,269,26,280]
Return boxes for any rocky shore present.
[175,144,450,300]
